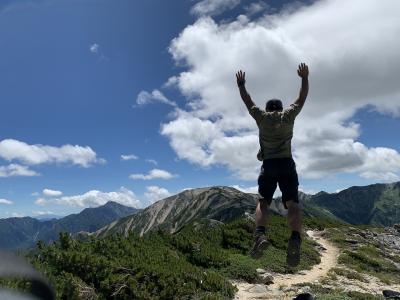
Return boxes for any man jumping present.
[236,63,309,267]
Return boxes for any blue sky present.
[1,0,399,218]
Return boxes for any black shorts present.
[258,157,299,209]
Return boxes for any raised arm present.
[236,70,256,110]
[294,63,309,108]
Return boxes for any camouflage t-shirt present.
[249,103,302,161]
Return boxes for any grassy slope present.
[371,184,400,226]
[306,182,400,227]
[2,215,336,299]
[294,225,400,300]
[5,216,397,299]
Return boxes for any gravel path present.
[233,230,340,299]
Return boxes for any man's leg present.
[285,200,302,267]
[250,162,276,259]
[279,158,301,267]
[255,198,270,229]
[250,198,270,259]
[286,200,302,232]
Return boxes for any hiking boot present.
[250,233,269,259]
[287,234,302,267]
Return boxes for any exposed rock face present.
[349,226,400,256]
[93,181,400,238]
[94,186,265,237]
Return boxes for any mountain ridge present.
[0,201,139,250]
[2,181,399,249]
[92,181,400,239]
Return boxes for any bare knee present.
[258,198,270,211]
[286,200,301,211]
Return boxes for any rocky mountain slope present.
[93,182,400,239]
[4,181,398,249]
[93,186,323,238]
[305,181,400,226]
[0,201,139,250]
[93,186,261,237]
[233,224,400,299]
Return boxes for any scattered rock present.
[260,273,274,285]
[358,232,367,238]
[374,232,400,249]
[298,271,307,275]
[299,286,311,293]
[282,286,296,292]
[244,212,255,222]
[256,268,267,274]
[254,272,274,285]
[383,289,400,299]
[392,261,400,270]
[248,284,268,293]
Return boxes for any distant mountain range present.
[303,181,400,226]
[0,201,139,250]
[2,182,399,249]
[92,182,400,239]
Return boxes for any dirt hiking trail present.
[233,230,340,299]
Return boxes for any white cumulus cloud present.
[129,169,176,180]
[35,198,47,206]
[42,189,63,197]
[32,210,56,216]
[0,164,39,177]
[90,43,99,53]
[231,185,258,194]
[161,0,400,182]
[144,186,171,204]
[0,139,104,167]
[136,89,176,107]
[11,212,24,218]
[191,0,241,17]
[53,187,140,208]
[145,159,158,165]
[0,199,13,205]
[244,1,268,16]
[121,154,139,161]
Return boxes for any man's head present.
[266,99,283,112]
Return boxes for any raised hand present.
[236,70,246,87]
[297,63,309,78]
[236,70,255,109]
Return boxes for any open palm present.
[297,63,309,78]
[236,70,246,86]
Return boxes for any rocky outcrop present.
[93,186,263,237]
